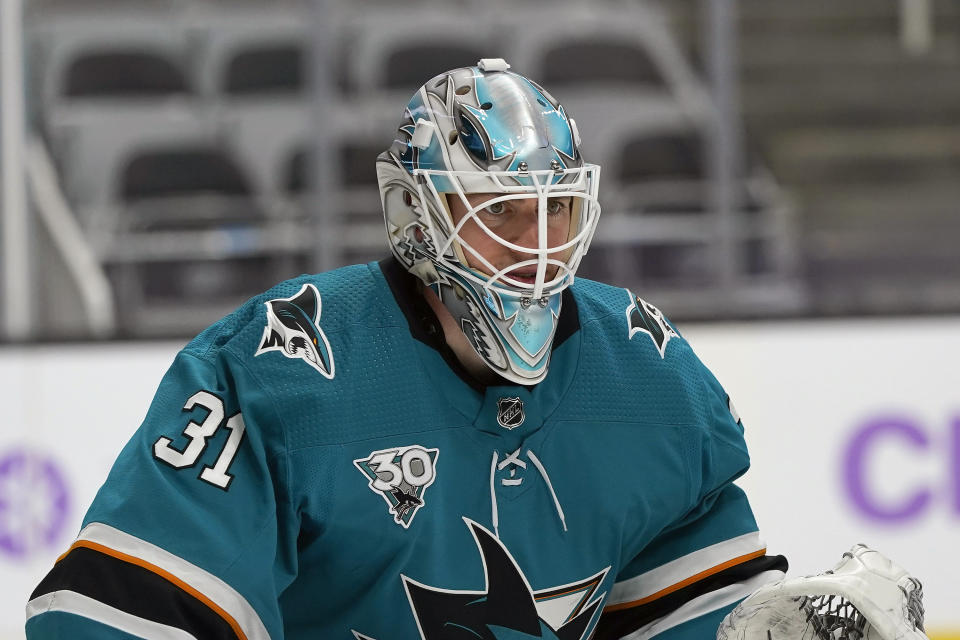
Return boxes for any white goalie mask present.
[376,59,601,385]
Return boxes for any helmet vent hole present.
[537,97,548,107]
[448,130,459,145]
[479,101,493,110]
[435,77,447,88]
[402,190,413,206]
[455,85,471,95]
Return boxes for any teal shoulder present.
[181,262,393,367]
[565,277,724,428]
[174,261,454,448]
[568,277,636,328]
[562,277,750,505]
[569,276,682,346]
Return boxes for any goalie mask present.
[376,59,601,385]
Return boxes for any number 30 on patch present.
[354,445,439,528]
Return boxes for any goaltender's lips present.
[503,270,538,284]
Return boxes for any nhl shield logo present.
[496,397,525,430]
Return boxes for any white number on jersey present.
[153,390,246,490]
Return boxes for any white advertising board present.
[1,317,957,638]
[0,342,179,640]
[685,317,960,638]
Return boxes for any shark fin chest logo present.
[625,290,678,359]
[255,283,334,378]
[354,445,439,528]
[399,519,609,640]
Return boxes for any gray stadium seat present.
[223,44,304,96]
[381,43,491,92]
[44,104,215,227]
[188,7,308,100]
[506,3,709,108]
[215,101,311,200]
[106,142,304,332]
[538,41,666,89]
[618,133,705,182]
[118,144,263,230]
[63,50,189,98]
[28,12,195,111]
[343,10,504,98]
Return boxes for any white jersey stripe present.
[621,569,785,640]
[608,531,765,607]
[64,522,271,640]
[26,590,199,639]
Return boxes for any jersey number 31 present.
[153,390,246,490]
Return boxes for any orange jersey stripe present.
[603,548,767,613]
[57,540,248,640]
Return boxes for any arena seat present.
[223,44,304,97]
[63,50,189,98]
[343,10,502,98]
[28,12,194,110]
[45,105,214,224]
[108,143,301,332]
[118,145,262,230]
[280,140,386,232]
[618,132,705,182]
[538,40,666,89]
[506,4,703,101]
[189,7,307,99]
[380,44,491,91]
[282,141,381,194]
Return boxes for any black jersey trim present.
[592,554,789,640]
[30,545,242,639]
[377,256,580,391]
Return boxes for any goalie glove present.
[717,544,927,640]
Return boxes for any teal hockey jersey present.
[26,258,786,640]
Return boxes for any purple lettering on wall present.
[0,449,70,558]
[843,417,931,522]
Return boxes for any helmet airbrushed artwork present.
[376,58,601,385]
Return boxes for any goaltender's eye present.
[484,201,506,215]
[546,198,568,215]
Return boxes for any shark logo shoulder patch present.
[255,283,335,378]
[625,289,678,359]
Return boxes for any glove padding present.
[718,544,926,640]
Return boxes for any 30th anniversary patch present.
[354,445,439,528]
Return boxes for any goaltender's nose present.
[504,198,541,252]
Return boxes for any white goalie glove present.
[718,544,927,640]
